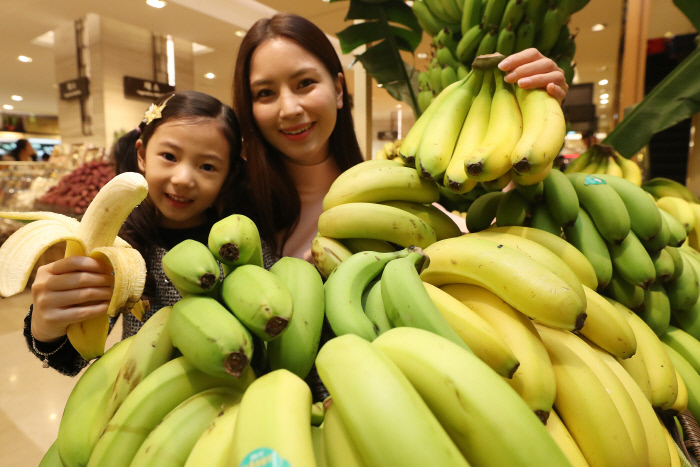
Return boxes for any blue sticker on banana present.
[239,448,291,467]
[584,175,606,186]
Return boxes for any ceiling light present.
[591,23,606,32]
[11,95,23,101]
[598,79,608,85]
[3,104,14,110]
[31,30,54,47]
[18,55,32,63]
[600,114,608,118]
[205,73,215,79]
[192,42,214,56]
[416,53,428,59]
[600,99,609,105]
[599,66,608,72]
[600,93,609,100]
[146,0,166,8]
[377,84,383,88]
[235,30,246,38]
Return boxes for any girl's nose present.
[171,164,196,187]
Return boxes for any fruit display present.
[413,0,587,109]
[564,143,643,185]
[36,158,116,216]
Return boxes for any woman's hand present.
[498,48,569,104]
[30,256,115,343]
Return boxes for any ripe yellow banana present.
[183,403,240,467]
[668,368,689,417]
[230,369,316,467]
[373,327,571,466]
[316,333,468,466]
[441,283,556,422]
[0,172,149,360]
[322,401,364,467]
[379,200,463,240]
[509,86,566,175]
[420,235,587,330]
[657,197,696,234]
[511,161,554,185]
[310,235,353,279]
[544,409,590,467]
[579,285,637,359]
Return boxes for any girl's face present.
[136,118,231,229]
[249,37,344,166]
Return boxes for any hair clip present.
[142,94,175,125]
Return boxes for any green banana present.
[87,356,255,467]
[514,179,544,203]
[221,264,294,341]
[666,246,685,282]
[322,163,439,211]
[324,248,413,341]
[169,295,254,378]
[130,387,242,467]
[424,0,461,23]
[499,0,525,30]
[208,214,264,269]
[514,17,535,52]
[412,0,454,36]
[660,325,700,375]
[162,239,220,296]
[373,327,571,466]
[496,25,517,55]
[665,252,700,312]
[363,279,393,336]
[476,25,500,56]
[563,207,613,291]
[456,23,487,64]
[528,202,562,236]
[105,306,176,421]
[567,173,631,244]
[466,191,505,232]
[416,69,481,181]
[311,235,353,279]
[641,210,672,253]
[524,0,546,31]
[603,269,645,311]
[495,188,531,227]
[56,337,133,467]
[318,202,437,249]
[441,65,459,89]
[536,5,566,55]
[341,237,397,254]
[435,27,459,56]
[659,208,688,247]
[607,231,656,290]
[418,88,435,113]
[379,200,463,240]
[436,44,462,70]
[671,297,700,343]
[482,0,510,27]
[662,344,700,421]
[461,0,484,33]
[39,441,62,467]
[642,177,700,204]
[650,247,676,284]
[638,281,671,336]
[267,257,325,379]
[316,334,469,466]
[481,170,512,192]
[381,251,472,351]
[596,174,663,242]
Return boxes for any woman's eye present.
[299,78,316,88]
[254,89,273,99]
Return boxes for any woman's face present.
[248,37,344,166]
[137,118,230,229]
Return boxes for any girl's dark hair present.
[232,13,364,255]
[111,90,247,298]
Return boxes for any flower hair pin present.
[142,94,175,125]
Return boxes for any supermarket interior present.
[1,0,700,466]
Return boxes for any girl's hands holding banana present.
[498,48,569,104]
[30,256,115,343]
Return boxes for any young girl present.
[25,91,276,375]
[233,13,570,261]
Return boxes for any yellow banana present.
[183,403,240,467]
[322,402,364,467]
[545,410,590,467]
[579,285,637,359]
[310,235,353,279]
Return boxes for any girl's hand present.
[30,256,115,343]
[498,48,569,104]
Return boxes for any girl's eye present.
[201,163,217,172]
[162,152,176,162]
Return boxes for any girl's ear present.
[335,72,344,109]
[136,139,146,172]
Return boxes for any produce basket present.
[679,410,700,464]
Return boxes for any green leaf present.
[673,0,700,32]
[603,46,700,158]
[337,22,421,54]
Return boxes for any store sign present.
[59,77,90,100]
[124,76,175,99]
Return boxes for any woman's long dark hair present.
[233,13,364,255]
[111,90,247,298]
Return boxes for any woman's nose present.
[279,88,302,118]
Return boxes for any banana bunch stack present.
[0,172,150,360]
[312,158,464,278]
[643,177,700,204]
[413,0,587,109]
[564,143,643,186]
[374,138,405,162]
[400,53,567,207]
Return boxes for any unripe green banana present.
[476,25,500,56]
[499,0,525,30]
[665,252,700,312]
[130,387,242,467]
[607,230,656,290]
[341,237,397,254]
[666,246,684,282]
[436,45,462,69]
[603,269,645,310]
[56,336,133,467]
[435,27,459,56]
[662,344,700,421]
[441,65,459,89]
[514,17,535,52]
[482,0,510,27]
[660,325,700,375]
[524,0,546,31]
[638,281,671,336]
[536,6,566,55]
[567,173,631,244]
[39,441,62,467]
[528,202,562,236]
[642,209,672,253]
[424,0,461,23]
[380,200,463,240]
[381,251,472,351]
[596,174,662,242]
[162,239,220,296]
[311,235,353,279]
[659,208,688,247]
[466,191,505,232]
[324,248,413,341]
[267,257,325,379]
[563,207,613,291]
[208,214,263,269]
[456,23,487,64]
[169,295,253,378]
[363,279,393,336]
[221,264,294,341]
[496,24,517,55]
[461,0,484,34]
[650,247,676,284]
[495,188,531,227]
[412,0,453,36]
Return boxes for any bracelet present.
[32,334,68,368]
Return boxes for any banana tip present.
[513,159,531,173]
[574,312,587,332]
[466,162,483,177]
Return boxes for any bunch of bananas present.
[374,139,405,162]
[0,172,150,360]
[564,143,643,186]
[401,54,567,207]
[413,0,587,108]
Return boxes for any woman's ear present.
[135,139,146,172]
[335,72,344,109]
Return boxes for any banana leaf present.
[674,0,700,32]
[329,0,423,116]
[602,44,700,158]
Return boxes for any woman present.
[233,13,569,260]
